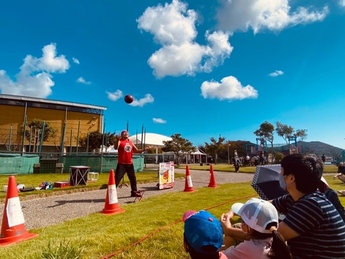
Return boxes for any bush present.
[274,152,284,164]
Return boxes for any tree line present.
[18,119,307,162]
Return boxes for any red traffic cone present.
[184,165,195,192]
[208,165,218,188]
[0,176,38,246]
[102,169,125,215]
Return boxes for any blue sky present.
[1,0,345,149]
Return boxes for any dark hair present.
[247,223,292,259]
[267,228,292,259]
[281,154,322,194]
[184,235,220,259]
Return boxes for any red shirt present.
[117,139,134,164]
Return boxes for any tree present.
[204,135,226,163]
[295,129,308,141]
[161,133,194,165]
[254,121,274,149]
[275,122,308,145]
[79,131,117,152]
[275,122,294,144]
[274,152,285,163]
[20,119,57,152]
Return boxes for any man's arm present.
[269,198,299,240]
[133,144,151,153]
[277,221,299,240]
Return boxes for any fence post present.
[38,121,45,155]
[21,115,27,155]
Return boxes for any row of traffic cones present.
[0,165,215,246]
[0,169,124,247]
[184,164,218,192]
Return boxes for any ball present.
[124,94,134,104]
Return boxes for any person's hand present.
[222,210,234,221]
[220,210,234,229]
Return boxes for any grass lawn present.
[0,163,344,258]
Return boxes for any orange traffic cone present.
[102,169,125,215]
[208,165,218,188]
[0,176,38,246]
[184,165,195,192]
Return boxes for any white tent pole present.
[155,146,158,164]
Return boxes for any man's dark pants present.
[115,163,137,194]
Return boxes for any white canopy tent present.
[129,133,172,163]
[189,149,207,164]
[129,133,172,146]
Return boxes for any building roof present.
[129,133,172,146]
[0,94,107,111]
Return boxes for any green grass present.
[179,163,339,174]
[0,163,343,258]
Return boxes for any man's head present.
[120,130,129,140]
[183,210,223,259]
[281,154,323,194]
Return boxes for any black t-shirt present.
[338,165,345,174]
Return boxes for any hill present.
[299,141,344,158]
[275,141,344,160]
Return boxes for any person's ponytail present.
[267,226,292,259]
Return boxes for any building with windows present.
[0,94,106,155]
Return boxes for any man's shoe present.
[131,191,142,197]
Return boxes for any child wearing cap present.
[183,210,227,259]
[221,198,291,259]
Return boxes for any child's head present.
[232,198,279,236]
[232,198,292,259]
[183,210,223,259]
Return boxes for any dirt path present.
[0,169,253,230]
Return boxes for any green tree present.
[161,133,194,165]
[275,122,294,144]
[274,152,285,163]
[254,121,275,149]
[20,119,57,152]
[295,129,308,141]
[275,122,308,144]
[204,135,226,163]
[79,131,117,152]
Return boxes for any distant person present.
[321,154,326,163]
[318,176,345,222]
[272,154,345,258]
[115,130,150,197]
[245,155,250,166]
[334,162,345,184]
[221,198,292,259]
[183,210,227,259]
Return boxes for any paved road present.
[0,169,253,230]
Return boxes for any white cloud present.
[106,90,123,101]
[137,0,232,78]
[153,118,167,124]
[216,0,329,33]
[130,94,154,107]
[339,0,345,7]
[201,76,258,100]
[269,70,284,77]
[76,77,91,84]
[72,57,80,64]
[0,43,70,98]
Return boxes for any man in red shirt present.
[115,130,149,197]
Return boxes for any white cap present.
[231,198,278,234]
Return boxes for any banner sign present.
[158,161,174,190]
